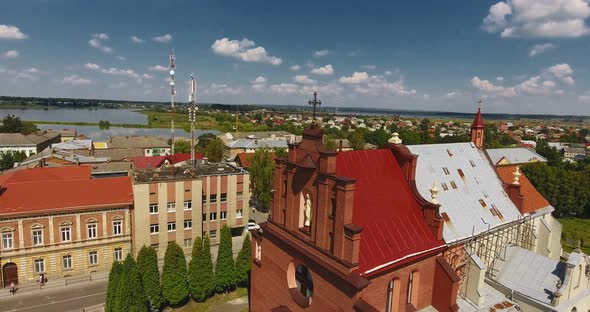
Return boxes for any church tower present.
[471,104,484,148]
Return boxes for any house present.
[0,167,133,287]
[487,148,547,166]
[234,152,275,169]
[250,125,459,312]
[108,135,170,156]
[127,153,202,169]
[46,129,77,142]
[225,138,288,158]
[0,131,61,157]
[219,131,300,144]
[564,147,586,161]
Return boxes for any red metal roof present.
[128,153,201,169]
[0,167,133,216]
[472,107,484,129]
[336,149,445,275]
[496,165,551,214]
[236,152,275,169]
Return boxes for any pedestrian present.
[39,274,45,288]
[9,282,15,295]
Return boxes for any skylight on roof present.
[443,167,450,175]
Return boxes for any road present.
[2,281,107,312]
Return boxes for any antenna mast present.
[189,74,198,168]
[169,50,176,154]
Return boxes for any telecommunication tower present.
[169,50,176,154]
[188,74,198,168]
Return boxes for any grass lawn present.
[166,288,248,312]
[558,217,590,255]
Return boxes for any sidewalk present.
[0,271,109,299]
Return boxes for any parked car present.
[247,221,260,231]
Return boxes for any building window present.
[113,221,122,236]
[202,194,207,204]
[236,209,243,218]
[63,255,72,269]
[202,213,207,222]
[2,233,13,249]
[210,194,217,203]
[61,226,71,242]
[209,230,217,239]
[149,204,159,214]
[237,192,243,200]
[150,224,159,234]
[255,240,262,261]
[386,280,394,312]
[210,212,217,221]
[470,160,476,167]
[407,272,414,304]
[184,239,192,247]
[184,220,192,229]
[167,202,176,212]
[220,193,227,203]
[114,248,123,261]
[87,224,97,239]
[34,259,45,273]
[220,211,227,220]
[32,229,43,246]
[167,222,176,232]
[89,251,98,265]
[184,201,192,210]
[295,264,314,299]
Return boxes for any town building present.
[46,129,77,142]
[219,131,300,144]
[128,153,202,169]
[0,166,133,287]
[563,147,587,162]
[0,131,61,157]
[250,125,460,312]
[131,161,250,260]
[225,138,288,158]
[487,147,547,166]
[234,152,275,170]
[108,135,170,156]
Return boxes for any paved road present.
[2,280,107,312]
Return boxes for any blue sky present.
[1,0,590,114]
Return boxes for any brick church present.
[250,116,460,311]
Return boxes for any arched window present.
[407,271,420,307]
[386,279,400,312]
[386,280,394,312]
[407,272,414,304]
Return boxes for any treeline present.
[0,96,163,108]
[521,140,590,218]
[106,225,251,312]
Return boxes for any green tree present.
[204,137,225,162]
[234,234,251,288]
[275,148,288,158]
[249,148,275,212]
[399,130,422,145]
[115,254,148,312]
[364,128,391,148]
[188,236,215,301]
[98,120,111,130]
[0,114,24,133]
[105,261,123,312]
[137,246,164,310]
[0,150,27,171]
[203,236,216,297]
[349,130,366,150]
[324,134,338,152]
[174,140,192,154]
[195,133,217,154]
[162,241,189,306]
[215,225,236,293]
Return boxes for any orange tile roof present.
[0,167,133,217]
[496,165,551,214]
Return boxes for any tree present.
[0,151,27,171]
[204,137,225,162]
[174,140,192,154]
[323,134,338,152]
[215,225,236,293]
[162,241,189,306]
[364,128,390,148]
[98,120,111,130]
[137,246,164,310]
[349,130,366,151]
[115,254,148,312]
[202,236,216,297]
[275,148,288,159]
[188,236,215,301]
[0,114,24,133]
[248,148,275,212]
[398,130,422,145]
[195,133,217,154]
[105,261,123,312]
[234,234,251,287]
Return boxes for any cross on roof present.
[308,92,322,122]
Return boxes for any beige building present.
[0,167,133,287]
[131,162,250,259]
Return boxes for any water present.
[0,108,148,124]
[37,125,219,141]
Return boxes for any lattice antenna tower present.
[169,49,176,154]
[188,74,198,168]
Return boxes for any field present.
[558,218,590,255]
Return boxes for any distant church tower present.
[471,102,484,148]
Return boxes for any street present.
[1,280,107,312]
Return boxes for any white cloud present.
[207,83,241,95]
[100,67,140,80]
[253,76,267,84]
[483,0,590,38]
[62,75,92,86]
[116,56,126,61]
[444,91,463,98]
[93,33,109,40]
[84,63,101,70]
[310,64,334,75]
[293,75,317,84]
[131,36,144,44]
[142,73,153,79]
[269,83,299,95]
[0,67,42,81]
[471,76,517,97]
[2,50,19,58]
[529,43,555,56]
[290,65,301,71]
[313,50,330,57]
[361,65,377,70]
[0,25,28,40]
[149,65,168,72]
[384,71,393,76]
[211,37,282,65]
[579,91,590,103]
[153,34,173,43]
[496,76,504,81]
[339,72,369,84]
[88,34,113,54]
[545,63,575,84]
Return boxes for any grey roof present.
[227,138,288,149]
[108,135,168,149]
[223,131,296,140]
[0,133,36,146]
[26,131,60,144]
[407,142,523,243]
[52,139,93,150]
[564,147,586,154]
[76,148,145,160]
[492,246,563,306]
[486,148,547,165]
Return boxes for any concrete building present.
[250,125,459,312]
[219,131,300,144]
[225,138,288,158]
[0,131,61,157]
[0,166,133,287]
[131,162,250,260]
[108,135,170,156]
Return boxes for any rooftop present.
[496,165,551,214]
[51,139,93,150]
[0,131,60,146]
[227,138,288,149]
[108,135,168,149]
[487,148,547,166]
[407,142,523,243]
[335,149,445,275]
[128,153,201,169]
[132,162,246,183]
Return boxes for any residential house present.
[108,136,170,156]
[487,148,547,166]
[0,131,61,157]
